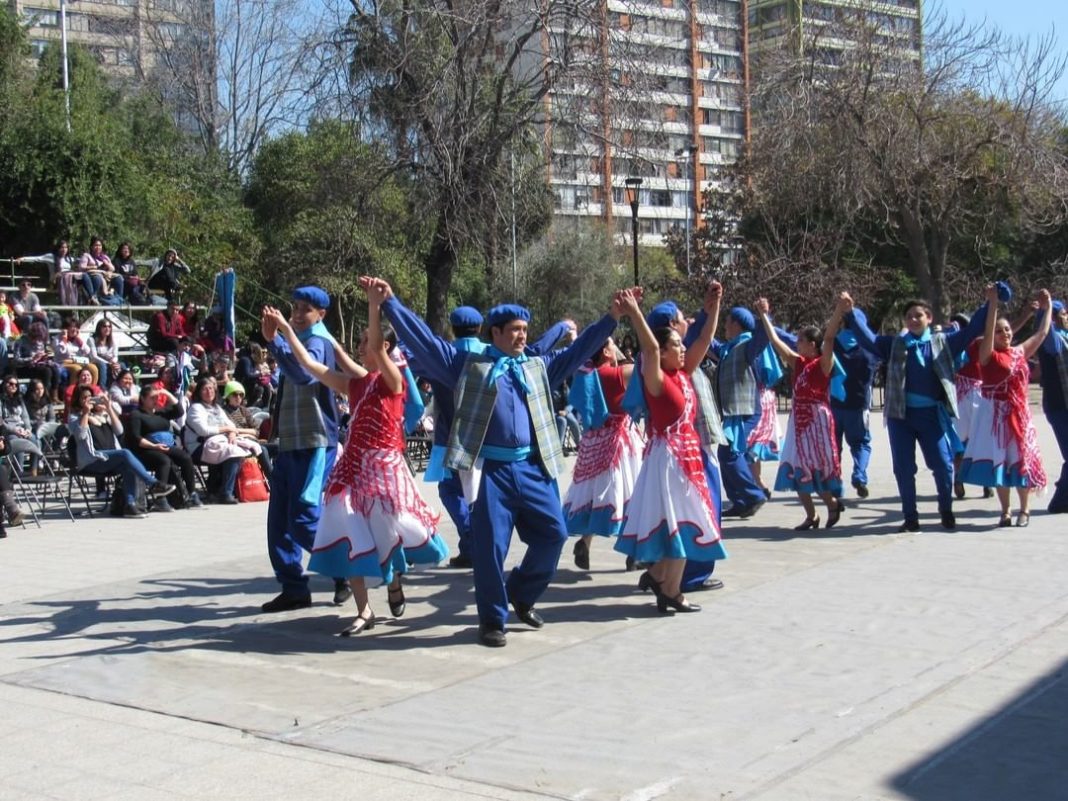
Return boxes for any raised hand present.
[755,297,770,316]
[984,283,998,303]
[260,306,279,341]
[1037,289,1052,310]
[836,292,854,314]
[359,276,394,303]
[705,280,723,302]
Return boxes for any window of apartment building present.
[91,46,119,65]
[89,15,137,35]
[157,21,183,39]
[117,48,135,66]
[650,189,672,207]
[23,7,59,27]
[66,13,88,32]
[153,0,180,11]
[30,39,49,56]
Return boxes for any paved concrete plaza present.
[1,409,1066,801]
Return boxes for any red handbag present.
[235,457,269,502]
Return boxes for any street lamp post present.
[624,177,642,285]
[59,0,71,132]
[675,145,698,276]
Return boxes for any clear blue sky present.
[935,0,1068,106]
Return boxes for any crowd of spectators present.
[0,239,276,533]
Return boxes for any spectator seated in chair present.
[108,369,141,417]
[12,321,63,401]
[148,301,185,354]
[67,385,176,519]
[64,367,106,419]
[182,377,261,504]
[126,385,202,511]
[54,318,100,387]
[88,319,123,386]
[221,380,272,478]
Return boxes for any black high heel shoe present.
[657,594,702,614]
[340,611,375,636]
[826,500,845,529]
[387,584,406,617]
[637,571,661,594]
[794,516,820,531]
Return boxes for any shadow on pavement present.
[889,657,1068,801]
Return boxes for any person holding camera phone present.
[68,385,176,519]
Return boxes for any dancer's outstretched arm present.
[262,306,360,394]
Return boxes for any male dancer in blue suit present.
[1037,299,1068,514]
[413,306,573,568]
[377,276,625,647]
[259,286,344,612]
[840,291,988,531]
[831,308,881,498]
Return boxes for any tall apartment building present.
[9,0,204,82]
[747,0,922,61]
[544,0,749,246]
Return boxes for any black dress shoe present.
[510,600,544,628]
[657,594,702,614]
[898,519,921,533]
[333,581,353,606]
[696,577,724,591]
[572,538,590,570]
[479,626,507,647]
[387,585,406,617]
[722,505,748,518]
[625,555,636,572]
[738,501,765,519]
[448,555,473,568]
[852,479,869,499]
[261,592,312,613]
[940,510,956,531]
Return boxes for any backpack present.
[235,457,269,502]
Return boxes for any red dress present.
[615,369,726,563]
[563,365,644,536]
[309,372,446,584]
[959,345,1046,488]
[774,356,841,494]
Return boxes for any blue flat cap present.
[292,286,330,310]
[646,301,680,329]
[729,306,755,332]
[487,304,530,327]
[449,306,483,328]
[995,281,1013,303]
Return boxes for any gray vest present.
[885,333,958,420]
[716,343,759,417]
[445,355,564,479]
[694,364,726,446]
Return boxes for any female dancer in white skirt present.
[263,282,447,636]
[756,297,845,530]
[959,286,1052,527]
[614,287,727,614]
[563,337,643,569]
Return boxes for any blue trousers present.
[681,447,724,591]
[81,449,156,506]
[266,447,336,598]
[720,411,765,510]
[438,472,472,558]
[832,406,872,488]
[887,408,954,521]
[1047,408,1068,513]
[469,459,568,630]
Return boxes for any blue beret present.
[449,306,483,328]
[292,286,330,310]
[1052,299,1065,314]
[995,281,1013,303]
[729,306,755,332]
[487,304,530,327]
[646,301,679,329]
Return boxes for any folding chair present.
[64,438,116,518]
[6,438,75,525]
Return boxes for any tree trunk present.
[926,226,950,323]
[424,222,456,335]
[897,204,934,304]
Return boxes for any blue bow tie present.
[902,331,931,368]
[486,348,531,395]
